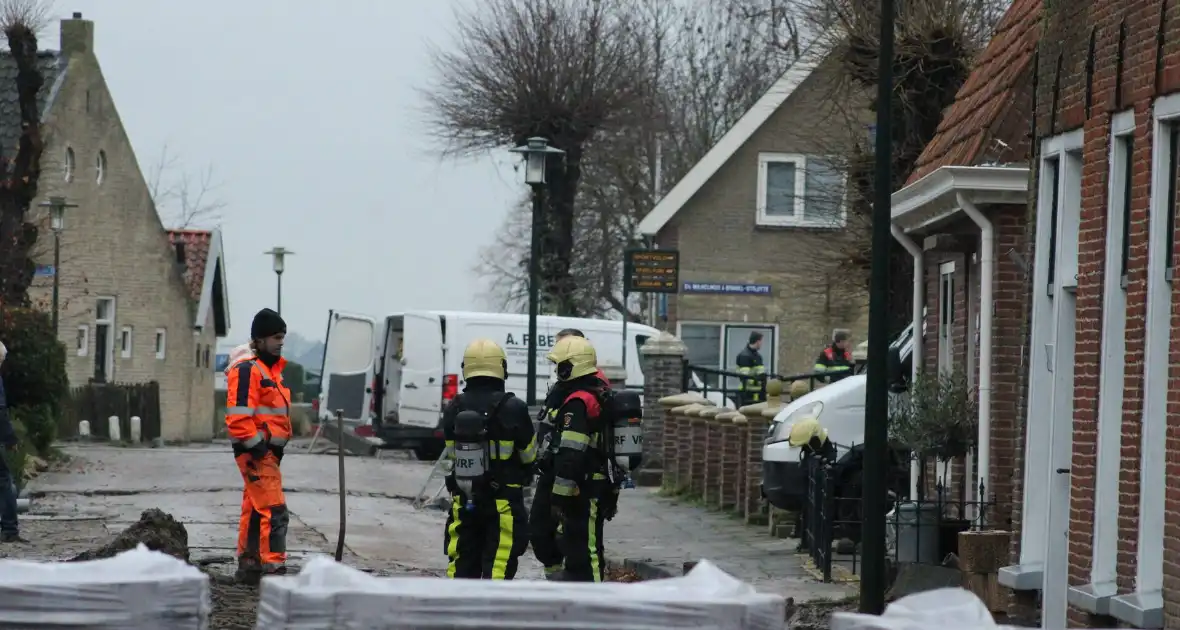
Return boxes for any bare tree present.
[147,144,226,229]
[0,0,53,308]
[474,0,793,316]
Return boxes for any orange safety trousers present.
[235,450,288,570]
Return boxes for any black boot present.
[234,555,263,585]
[0,532,27,543]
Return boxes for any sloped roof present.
[906,0,1042,184]
[0,51,64,164]
[636,37,830,236]
[167,229,231,337]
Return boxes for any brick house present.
[636,41,869,381]
[21,14,229,441]
[888,0,1043,615]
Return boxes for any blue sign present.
[214,353,230,373]
[34,265,55,277]
[682,282,772,295]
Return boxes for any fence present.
[59,381,162,442]
[801,454,995,582]
[681,362,836,406]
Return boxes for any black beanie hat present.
[250,308,287,340]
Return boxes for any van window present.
[635,334,651,351]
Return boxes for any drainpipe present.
[957,191,993,508]
[890,224,923,500]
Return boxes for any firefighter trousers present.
[558,494,607,582]
[443,489,529,579]
[528,472,564,574]
[234,451,288,571]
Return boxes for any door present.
[399,312,445,428]
[722,325,775,392]
[1042,290,1076,629]
[320,311,377,425]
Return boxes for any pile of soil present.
[68,508,190,562]
[207,574,258,630]
[784,596,859,630]
[606,566,644,582]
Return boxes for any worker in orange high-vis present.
[225,308,292,585]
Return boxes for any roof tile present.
[906,0,1042,184]
[0,51,62,163]
[167,230,212,302]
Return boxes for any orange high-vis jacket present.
[225,354,293,449]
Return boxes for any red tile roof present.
[906,0,1042,184]
[167,229,211,301]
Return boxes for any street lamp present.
[509,137,564,406]
[264,247,292,316]
[39,196,77,335]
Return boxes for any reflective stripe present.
[269,436,289,447]
[234,432,264,448]
[588,498,601,582]
[827,365,851,372]
[552,476,578,496]
[559,431,591,451]
[491,497,513,579]
[518,436,537,464]
[813,364,829,372]
[547,409,558,420]
[227,406,254,415]
[445,498,462,578]
[590,472,607,481]
[256,406,287,415]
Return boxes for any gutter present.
[890,224,923,500]
[957,192,993,508]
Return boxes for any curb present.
[795,553,859,584]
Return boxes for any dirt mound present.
[207,573,259,630]
[68,508,190,562]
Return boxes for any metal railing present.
[800,454,995,582]
[680,362,839,405]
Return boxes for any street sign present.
[34,265,55,277]
[624,249,679,294]
[681,282,772,295]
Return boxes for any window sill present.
[1109,590,1163,628]
[1067,582,1116,616]
[997,563,1042,591]
[755,218,846,230]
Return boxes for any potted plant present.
[888,368,979,559]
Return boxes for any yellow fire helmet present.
[787,417,828,448]
[547,335,598,382]
[461,338,508,380]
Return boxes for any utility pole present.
[40,196,77,335]
[861,0,896,615]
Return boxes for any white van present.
[760,323,915,510]
[317,310,667,459]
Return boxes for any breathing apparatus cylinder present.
[609,390,644,472]
[452,409,488,511]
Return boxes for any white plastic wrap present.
[0,543,211,629]
[256,557,785,629]
[831,588,996,630]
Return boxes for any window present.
[756,153,846,228]
[64,146,74,182]
[678,322,777,390]
[1165,125,1179,281]
[194,343,201,367]
[95,150,106,184]
[1044,156,1060,295]
[119,326,132,359]
[93,298,115,382]
[154,328,166,360]
[75,325,89,357]
[203,344,211,368]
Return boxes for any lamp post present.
[509,137,564,406]
[40,196,77,335]
[265,247,292,316]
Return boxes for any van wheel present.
[413,444,445,461]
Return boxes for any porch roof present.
[890,164,1029,233]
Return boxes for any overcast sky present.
[53,0,521,342]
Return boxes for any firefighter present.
[226,308,292,584]
[788,417,838,552]
[531,328,611,580]
[544,335,615,582]
[442,338,537,579]
[735,331,767,406]
[814,331,855,383]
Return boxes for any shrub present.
[888,368,978,460]
[11,403,55,456]
[0,307,68,416]
[4,417,28,491]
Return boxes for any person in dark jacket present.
[0,341,25,543]
[735,332,766,406]
[814,331,855,383]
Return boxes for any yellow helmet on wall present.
[461,338,508,380]
[547,335,598,381]
[787,417,827,448]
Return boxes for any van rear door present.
[320,311,378,424]
[399,312,446,428]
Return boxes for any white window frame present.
[94,296,116,381]
[119,325,133,359]
[1071,111,1135,616]
[75,324,89,357]
[154,328,167,360]
[1001,129,1083,600]
[756,153,849,229]
[95,150,106,184]
[937,261,956,374]
[676,320,781,382]
[64,145,74,183]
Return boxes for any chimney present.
[60,12,93,57]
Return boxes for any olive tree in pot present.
[888,368,979,558]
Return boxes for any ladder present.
[412,449,452,510]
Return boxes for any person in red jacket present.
[225,308,293,584]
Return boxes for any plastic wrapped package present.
[0,544,211,629]
[256,557,785,629]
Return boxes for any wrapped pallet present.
[0,544,210,629]
[257,558,784,629]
